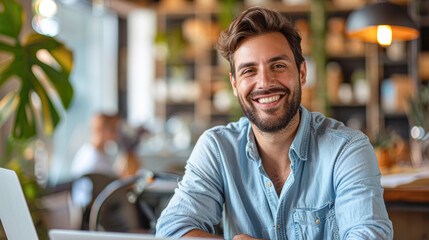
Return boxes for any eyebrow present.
[268,55,292,63]
[236,54,292,73]
[237,62,256,73]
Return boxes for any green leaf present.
[1,0,74,140]
[37,60,74,108]
[13,91,37,139]
[30,73,61,135]
[0,0,23,39]
[1,30,73,139]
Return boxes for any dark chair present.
[68,173,116,230]
[88,170,181,233]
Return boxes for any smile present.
[256,95,281,104]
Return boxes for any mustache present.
[247,87,290,101]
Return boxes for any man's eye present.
[242,69,254,74]
[273,64,285,69]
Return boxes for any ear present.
[299,61,307,86]
[230,73,238,96]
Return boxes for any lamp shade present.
[346,2,419,43]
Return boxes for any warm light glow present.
[411,126,425,139]
[377,25,392,46]
[38,0,57,17]
[32,15,59,36]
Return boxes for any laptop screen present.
[49,229,166,240]
[49,229,218,240]
[0,168,38,240]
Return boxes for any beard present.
[237,82,301,133]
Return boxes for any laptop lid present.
[49,229,221,240]
[49,229,167,240]
[0,167,39,240]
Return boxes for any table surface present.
[382,166,429,203]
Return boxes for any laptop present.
[48,229,221,240]
[0,168,215,240]
[0,167,38,240]
[49,229,170,240]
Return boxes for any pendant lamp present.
[346,1,420,46]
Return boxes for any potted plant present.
[0,0,74,238]
[372,130,400,170]
[407,85,429,166]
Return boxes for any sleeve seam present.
[333,132,369,191]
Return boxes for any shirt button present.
[315,219,320,224]
[267,182,272,187]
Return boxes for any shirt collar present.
[245,120,259,161]
[244,105,311,162]
[290,105,310,161]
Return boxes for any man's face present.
[230,32,306,133]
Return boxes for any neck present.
[252,109,301,165]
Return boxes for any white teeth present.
[258,95,280,104]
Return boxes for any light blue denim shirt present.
[156,106,393,239]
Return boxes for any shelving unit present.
[147,0,426,143]
[154,2,231,140]
[153,1,365,133]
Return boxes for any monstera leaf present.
[0,0,73,139]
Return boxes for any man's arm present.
[155,132,224,238]
[183,229,222,238]
[184,230,264,240]
[334,134,393,239]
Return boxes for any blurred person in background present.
[69,113,146,230]
[70,113,120,178]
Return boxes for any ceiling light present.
[346,1,419,46]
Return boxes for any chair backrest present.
[88,171,180,233]
[70,173,116,229]
[0,168,39,240]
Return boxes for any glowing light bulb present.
[32,15,59,37]
[377,25,392,46]
[38,0,57,18]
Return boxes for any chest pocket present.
[292,202,339,240]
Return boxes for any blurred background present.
[1,0,429,239]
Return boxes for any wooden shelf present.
[331,103,367,108]
[384,185,429,203]
[244,1,360,14]
[157,2,220,15]
[327,53,365,59]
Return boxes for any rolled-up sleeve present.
[156,132,224,238]
[334,134,394,240]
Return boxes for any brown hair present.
[216,6,305,79]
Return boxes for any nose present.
[256,67,272,89]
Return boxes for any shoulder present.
[306,112,376,174]
[309,111,368,144]
[188,118,250,169]
[71,143,98,177]
[201,117,250,144]
[73,143,97,160]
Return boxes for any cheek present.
[278,72,300,87]
[236,79,253,95]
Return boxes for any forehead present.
[233,32,294,66]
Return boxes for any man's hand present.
[183,229,222,238]
[232,234,265,240]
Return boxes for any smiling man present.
[156,6,393,240]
